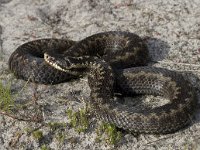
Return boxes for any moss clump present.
[96,122,122,145]
[66,108,89,133]
[55,131,66,144]
[40,144,51,150]
[0,81,14,112]
[47,122,66,131]
[32,130,43,140]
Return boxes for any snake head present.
[44,52,74,72]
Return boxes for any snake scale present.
[9,31,197,134]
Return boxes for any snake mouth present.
[44,53,67,72]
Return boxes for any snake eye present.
[44,53,55,64]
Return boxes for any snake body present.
[9,39,77,84]
[9,31,197,134]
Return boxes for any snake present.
[8,31,197,134]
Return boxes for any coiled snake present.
[9,31,197,134]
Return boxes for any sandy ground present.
[0,0,200,149]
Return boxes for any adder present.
[9,31,197,134]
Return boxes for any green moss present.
[0,81,14,112]
[24,127,33,134]
[48,122,66,131]
[0,79,30,113]
[96,122,122,145]
[40,144,51,150]
[66,109,78,128]
[55,131,66,144]
[66,108,89,133]
[32,130,43,140]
